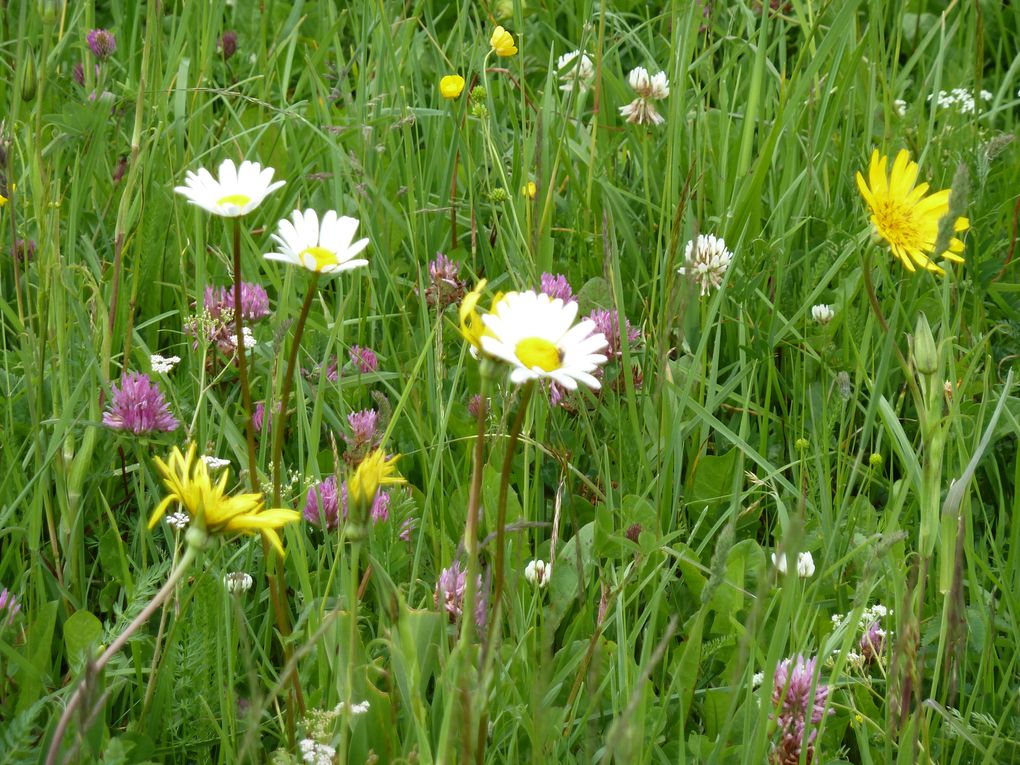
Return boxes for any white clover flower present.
[771,550,815,578]
[150,354,181,374]
[752,671,764,689]
[174,159,284,217]
[894,99,907,117]
[796,551,816,578]
[165,511,189,529]
[811,304,835,325]
[224,571,253,594]
[202,455,231,470]
[679,234,734,296]
[265,209,370,275]
[619,66,669,126]
[299,739,336,765]
[480,291,609,390]
[557,50,595,93]
[524,559,551,587]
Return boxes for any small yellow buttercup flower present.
[348,449,405,512]
[490,25,518,57]
[521,181,537,199]
[856,149,968,274]
[440,74,466,99]
[149,444,300,556]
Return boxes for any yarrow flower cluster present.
[557,50,595,93]
[103,372,179,435]
[769,655,832,764]
[680,234,734,295]
[619,66,669,126]
[927,87,992,114]
[434,561,487,628]
[298,739,336,765]
[150,354,182,374]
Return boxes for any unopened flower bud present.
[912,313,938,376]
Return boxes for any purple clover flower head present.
[548,381,565,407]
[204,283,271,323]
[588,308,641,359]
[304,476,341,530]
[218,30,238,60]
[434,561,486,628]
[73,61,85,86]
[467,394,487,420]
[772,654,831,727]
[87,29,117,60]
[859,621,886,665]
[770,720,815,765]
[345,409,380,450]
[539,272,575,303]
[424,253,465,308]
[0,587,20,627]
[103,373,179,434]
[349,345,378,374]
[252,400,279,434]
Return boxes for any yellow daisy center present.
[217,193,251,208]
[300,246,339,271]
[515,337,562,372]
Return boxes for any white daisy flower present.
[480,291,609,390]
[811,304,835,325]
[265,209,370,274]
[679,234,734,295]
[174,159,284,217]
[558,50,595,92]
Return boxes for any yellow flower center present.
[300,246,339,271]
[217,193,251,209]
[872,200,924,249]
[515,337,561,372]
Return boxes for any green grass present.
[1,0,1019,762]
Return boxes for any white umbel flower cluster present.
[202,455,231,470]
[299,739,336,765]
[619,66,669,126]
[558,50,595,93]
[811,304,835,325]
[150,354,181,374]
[927,87,993,115]
[165,511,189,529]
[679,234,734,296]
[229,326,256,350]
[524,559,551,587]
[771,550,815,578]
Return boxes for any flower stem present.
[232,218,259,491]
[337,538,362,764]
[46,540,200,765]
[272,274,319,506]
[488,380,534,639]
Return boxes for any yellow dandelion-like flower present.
[490,26,518,57]
[521,181,537,199]
[148,444,300,556]
[459,279,489,351]
[440,75,465,99]
[856,149,969,274]
[348,449,405,512]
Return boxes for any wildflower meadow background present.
[1,1,1019,763]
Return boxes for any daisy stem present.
[272,272,319,506]
[46,538,200,765]
[232,218,259,491]
[488,379,535,640]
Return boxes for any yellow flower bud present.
[490,26,518,57]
